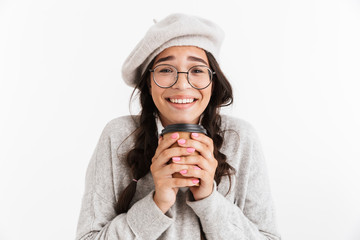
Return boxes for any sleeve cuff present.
[127,191,174,239]
[186,181,231,233]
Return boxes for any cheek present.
[150,81,156,98]
[201,87,212,103]
[150,84,164,105]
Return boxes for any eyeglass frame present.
[149,64,216,90]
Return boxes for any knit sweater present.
[75,115,281,240]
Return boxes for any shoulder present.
[220,114,259,139]
[99,115,140,142]
[103,115,139,131]
[219,114,262,153]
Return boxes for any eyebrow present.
[153,55,208,66]
[187,56,208,65]
[154,56,175,65]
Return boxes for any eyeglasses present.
[149,64,215,90]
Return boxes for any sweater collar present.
[155,114,204,137]
[155,116,164,137]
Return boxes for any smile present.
[167,98,197,104]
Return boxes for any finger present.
[152,146,200,169]
[178,165,203,177]
[170,155,210,170]
[159,163,195,176]
[171,177,200,187]
[191,133,214,152]
[178,166,215,187]
[153,132,179,160]
[154,172,200,188]
[176,138,214,161]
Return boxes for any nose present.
[173,72,191,89]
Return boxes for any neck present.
[158,115,201,127]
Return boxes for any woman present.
[76,13,281,240]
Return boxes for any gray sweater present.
[76,115,281,240]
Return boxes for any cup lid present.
[161,124,208,136]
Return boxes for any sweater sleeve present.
[186,123,281,240]
[75,122,174,240]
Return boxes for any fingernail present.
[191,133,199,138]
[172,157,181,162]
[180,169,187,174]
[171,133,179,139]
[177,139,186,144]
[186,147,195,153]
[194,166,201,170]
[192,179,200,184]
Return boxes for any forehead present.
[154,46,209,64]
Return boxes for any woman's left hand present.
[174,132,218,200]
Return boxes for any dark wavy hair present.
[115,51,235,214]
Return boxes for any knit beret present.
[121,13,225,88]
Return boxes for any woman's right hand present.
[151,132,200,213]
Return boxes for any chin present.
[170,116,199,124]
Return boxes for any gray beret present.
[121,13,225,88]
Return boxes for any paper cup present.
[161,124,207,185]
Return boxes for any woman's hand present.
[151,132,201,213]
[175,133,218,200]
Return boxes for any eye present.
[190,67,206,74]
[156,66,175,74]
[159,68,173,73]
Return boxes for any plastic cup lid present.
[161,124,208,136]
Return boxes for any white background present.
[1,0,360,239]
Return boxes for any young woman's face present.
[150,46,212,126]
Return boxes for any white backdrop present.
[1,0,360,239]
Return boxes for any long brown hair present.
[115,51,234,214]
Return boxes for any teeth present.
[169,98,195,104]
